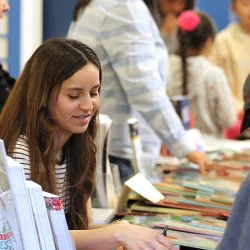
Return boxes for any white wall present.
[20,0,43,70]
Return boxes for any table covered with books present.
[115,136,250,250]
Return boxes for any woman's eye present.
[68,95,79,99]
[90,92,99,97]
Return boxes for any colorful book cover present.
[0,139,40,249]
[0,191,21,249]
[156,228,220,250]
[44,192,75,250]
[152,219,224,237]
[0,142,21,249]
[190,218,226,232]
[124,214,220,249]
[130,202,202,216]
[123,215,169,228]
[210,195,234,205]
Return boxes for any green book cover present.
[130,202,202,216]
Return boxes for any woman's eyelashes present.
[68,95,79,100]
[68,92,99,100]
[90,92,99,97]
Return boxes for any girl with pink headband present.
[167,10,237,137]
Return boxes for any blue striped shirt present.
[68,0,195,159]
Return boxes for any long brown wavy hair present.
[0,38,102,230]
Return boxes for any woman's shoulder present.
[10,136,31,179]
[11,136,30,164]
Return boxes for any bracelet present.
[111,219,128,225]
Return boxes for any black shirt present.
[0,63,15,112]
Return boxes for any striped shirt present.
[11,136,70,213]
[68,0,196,159]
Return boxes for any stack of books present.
[0,139,75,250]
[43,192,75,250]
[0,140,40,249]
[124,214,224,250]
[26,181,55,250]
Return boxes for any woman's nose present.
[79,95,93,111]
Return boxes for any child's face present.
[159,0,187,16]
[232,0,250,29]
[0,0,10,18]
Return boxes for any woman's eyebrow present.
[65,87,83,91]
[91,84,101,89]
[65,84,100,91]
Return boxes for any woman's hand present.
[114,223,178,250]
[186,150,212,175]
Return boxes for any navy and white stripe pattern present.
[11,136,70,213]
[68,0,195,159]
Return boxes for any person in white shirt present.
[167,11,237,137]
[68,0,212,182]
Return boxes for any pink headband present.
[178,10,201,32]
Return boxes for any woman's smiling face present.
[48,63,100,139]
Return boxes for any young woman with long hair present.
[0,37,177,250]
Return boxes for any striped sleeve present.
[99,2,196,157]
[11,136,31,180]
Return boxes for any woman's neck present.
[53,130,72,153]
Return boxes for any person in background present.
[167,11,237,137]
[210,0,250,113]
[143,0,161,25]
[0,0,15,113]
[68,0,211,183]
[159,0,195,54]
[0,38,177,250]
[216,74,250,250]
[0,0,9,18]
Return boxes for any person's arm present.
[99,2,195,159]
[99,2,210,173]
[87,198,107,229]
[70,199,177,250]
[71,223,177,250]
